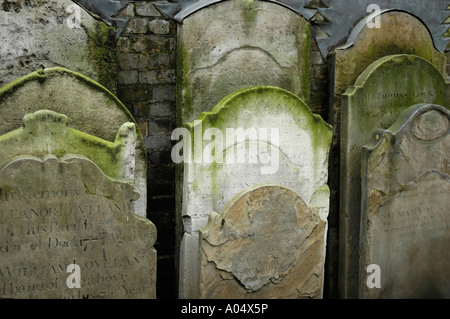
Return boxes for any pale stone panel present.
[179,86,332,298]
[177,0,311,124]
[199,184,327,299]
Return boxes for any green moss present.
[237,0,258,28]
[85,21,118,94]
[0,68,147,171]
[301,23,312,104]
[177,45,193,125]
[0,110,133,178]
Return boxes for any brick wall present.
[115,0,177,298]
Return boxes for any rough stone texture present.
[339,54,449,298]
[0,68,148,217]
[0,155,157,299]
[199,184,327,299]
[0,0,117,93]
[179,86,332,298]
[360,104,450,298]
[177,0,311,125]
[327,11,448,298]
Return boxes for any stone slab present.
[199,184,327,299]
[0,68,147,217]
[339,54,449,298]
[0,0,116,92]
[0,155,157,299]
[327,12,448,297]
[360,103,450,298]
[178,86,332,298]
[177,0,311,124]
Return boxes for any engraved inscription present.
[0,156,156,299]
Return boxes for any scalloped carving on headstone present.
[0,68,147,217]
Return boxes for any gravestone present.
[178,86,332,298]
[177,0,311,124]
[0,0,116,92]
[360,103,450,298]
[0,110,157,299]
[340,54,449,298]
[328,11,447,298]
[199,184,327,299]
[0,67,147,217]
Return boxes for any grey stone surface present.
[177,0,311,125]
[339,54,449,298]
[158,0,449,57]
[0,155,156,299]
[0,0,117,92]
[360,103,450,298]
[0,68,148,217]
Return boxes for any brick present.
[118,3,134,17]
[117,53,139,70]
[135,2,161,17]
[117,86,152,102]
[133,102,151,119]
[139,69,175,84]
[125,18,148,34]
[148,19,170,35]
[117,37,130,53]
[144,52,172,68]
[153,85,175,101]
[149,165,176,181]
[148,196,175,212]
[149,102,176,117]
[149,150,174,165]
[148,118,176,133]
[145,132,173,149]
[117,70,138,84]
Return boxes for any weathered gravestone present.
[330,11,446,130]
[0,67,147,217]
[0,0,116,92]
[360,103,450,298]
[0,110,157,299]
[199,184,327,299]
[340,54,449,298]
[176,86,332,298]
[328,11,447,298]
[177,0,311,124]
